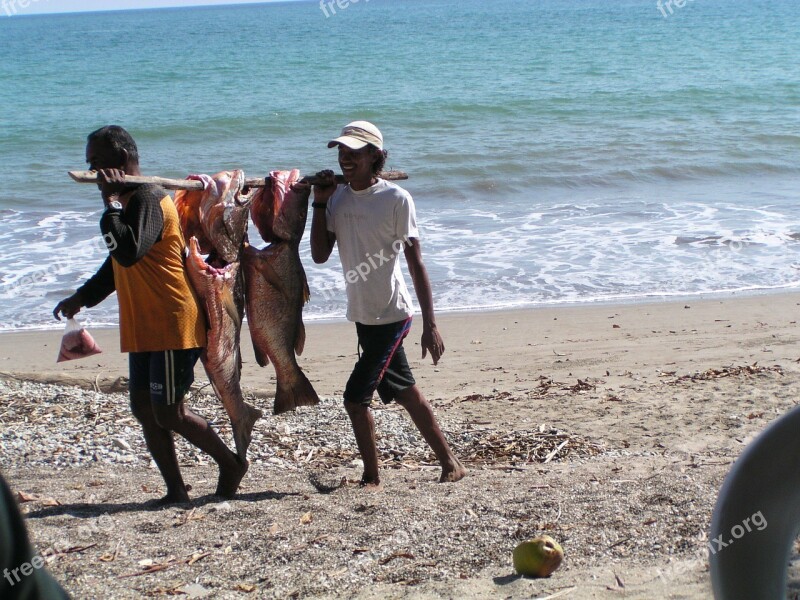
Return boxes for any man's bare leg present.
[130,391,190,504]
[344,401,381,487]
[396,386,466,482]
[153,400,248,499]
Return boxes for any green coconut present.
[513,535,564,578]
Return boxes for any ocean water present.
[1,0,799,330]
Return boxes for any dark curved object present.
[710,405,800,598]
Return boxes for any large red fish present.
[245,170,318,414]
[186,237,262,460]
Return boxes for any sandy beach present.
[3,292,800,598]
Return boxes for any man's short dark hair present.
[87,125,139,164]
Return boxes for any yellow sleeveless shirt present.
[112,194,207,353]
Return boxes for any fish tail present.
[273,371,319,415]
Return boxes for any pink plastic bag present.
[56,318,102,363]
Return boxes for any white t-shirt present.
[326,179,419,325]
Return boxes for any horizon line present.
[0,0,307,18]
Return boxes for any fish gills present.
[199,170,252,264]
[174,187,213,254]
[250,169,305,244]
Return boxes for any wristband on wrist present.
[312,202,328,209]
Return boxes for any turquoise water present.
[1,0,799,329]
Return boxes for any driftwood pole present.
[68,170,409,191]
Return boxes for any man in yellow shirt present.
[54,126,247,504]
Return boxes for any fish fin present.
[273,371,319,415]
[256,250,291,299]
[251,343,270,368]
[222,287,241,330]
[295,317,306,356]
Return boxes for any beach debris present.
[98,541,122,563]
[16,491,61,506]
[668,363,783,385]
[566,379,597,393]
[180,583,212,598]
[235,584,257,593]
[0,380,604,476]
[452,428,604,466]
[379,552,415,565]
[120,552,210,579]
[606,571,626,591]
[112,437,132,452]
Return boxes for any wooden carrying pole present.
[68,170,408,191]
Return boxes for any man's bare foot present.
[215,456,249,499]
[359,477,383,492]
[149,486,191,507]
[440,459,467,483]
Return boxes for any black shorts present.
[344,317,416,406]
[129,348,202,406]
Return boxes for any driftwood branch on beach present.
[68,170,409,191]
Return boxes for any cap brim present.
[327,136,370,150]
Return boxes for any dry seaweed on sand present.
[0,378,604,473]
[450,427,605,466]
[667,362,784,385]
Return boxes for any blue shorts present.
[129,348,202,406]
[344,318,416,405]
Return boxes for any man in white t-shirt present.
[309,121,465,486]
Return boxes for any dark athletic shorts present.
[344,317,416,406]
[129,348,202,406]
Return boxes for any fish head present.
[200,170,251,263]
[250,169,310,244]
[187,236,240,284]
[174,189,213,253]
[187,236,241,329]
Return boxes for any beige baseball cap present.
[327,121,383,150]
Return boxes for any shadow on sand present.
[24,489,301,521]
